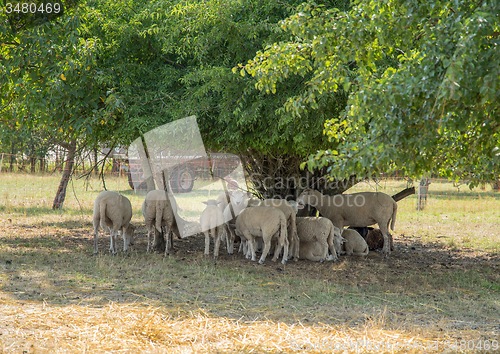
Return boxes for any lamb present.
[297,189,397,256]
[142,189,179,255]
[332,225,345,258]
[200,199,226,258]
[341,228,369,256]
[349,227,394,251]
[93,191,135,255]
[247,198,300,261]
[216,191,230,213]
[235,206,289,264]
[296,217,344,262]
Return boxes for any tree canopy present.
[243,0,499,187]
[1,0,498,203]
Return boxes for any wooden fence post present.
[417,178,431,210]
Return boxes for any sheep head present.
[286,200,304,214]
[202,199,220,206]
[332,225,345,256]
[229,190,249,208]
[296,188,321,208]
[123,223,136,249]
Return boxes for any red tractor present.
[127,153,241,193]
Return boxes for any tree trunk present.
[94,148,99,176]
[9,142,15,172]
[39,157,46,174]
[240,151,358,199]
[52,140,77,209]
[30,156,36,173]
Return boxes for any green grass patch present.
[0,174,498,352]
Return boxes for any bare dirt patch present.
[1,216,499,353]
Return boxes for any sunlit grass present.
[0,173,498,352]
[349,179,500,252]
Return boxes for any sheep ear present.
[202,201,208,205]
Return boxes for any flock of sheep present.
[92,186,398,263]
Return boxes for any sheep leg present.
[168,228,174,252]
[146,226,152,253]
[239,239,248,256]
[259,238,272,264]
[93,227,99,255]
[153,227,165,253]
[224,224,235,255]
[250,238,258,262]
[109,229,117,255]
[241,230,256,261]
[249,240,255,259]
[326,231,338,261]
[204,230,211,256]
[379,223,391,256]
[303,243,324,262]
[92,214,103,255]
[122,230,127,252]
[281,237,289,265]
[214,228,221,259]
[271,237,282,262]
[319,239,329,262]
[164,228,173,256]
[290,231,300,261]
[122,226,130,252]
[327,239,338,261]
[352,250,369,256]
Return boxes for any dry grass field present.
[0,173,499,353]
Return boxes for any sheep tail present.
[155,200,164,233]
[98,199,107,227]
[390,200,397,231]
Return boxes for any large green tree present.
[243,0,499,188]
[145,0,352,197]
[3,0,348,202]
[1,1,141,207]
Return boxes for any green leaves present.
[244,0,500,186]
[2,0,497,190]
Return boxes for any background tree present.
[144,0,353,197]
[243,0,499,188]
[2,0,349,201]
[5,0,496,208]
[1,2,130,208]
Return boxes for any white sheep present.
[93,191,135,255]
[297,189,397,256]
[142,189,179,255]
[296,217,343,262]
[222,190,250,254]
[222,190,249,222]
[235,206,289,264]
[247,198,300,261]
[341,228,369,256]
[200,199,226,258]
